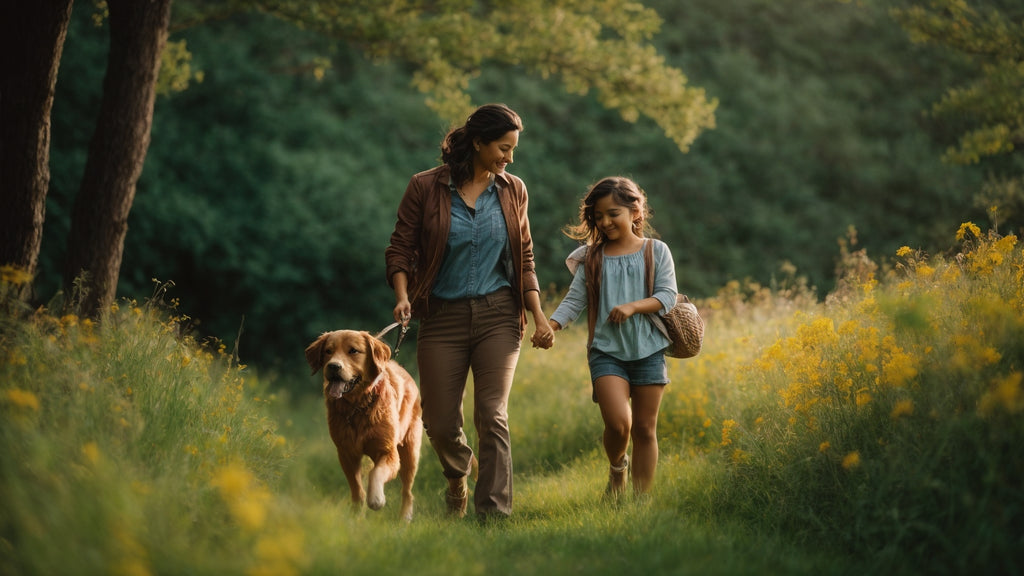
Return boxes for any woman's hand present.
[393,299,412,326]
[531,321,555,349]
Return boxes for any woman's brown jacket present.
[384,164,541,337]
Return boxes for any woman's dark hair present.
[441,103,523,186]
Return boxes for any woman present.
[385,103,553,520]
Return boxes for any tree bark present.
[0,0,74,300]
[63,0,173,315]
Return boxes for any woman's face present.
[474,130,519,176]
[592,194,638,241]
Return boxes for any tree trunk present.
[63,0,173,315]
[0,0,74,300]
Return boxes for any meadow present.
[2,222,1022,576]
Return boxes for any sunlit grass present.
[2,221,1021,574]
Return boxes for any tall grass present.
[0,282,295,575]
[1,222,1021,575]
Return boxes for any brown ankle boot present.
[446,476,468,518]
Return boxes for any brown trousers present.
[417,287,521,516]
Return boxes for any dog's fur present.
[305,330,422,521]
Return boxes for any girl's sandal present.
[604,454,629,498]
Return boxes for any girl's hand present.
[607,303,637,324]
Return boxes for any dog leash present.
[374,320,410,356]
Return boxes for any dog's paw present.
[367,486,386,511]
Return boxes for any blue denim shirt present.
[431,180,512,299]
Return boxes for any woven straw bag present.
[644,240,704,358]
[647,294,704,358]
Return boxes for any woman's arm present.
[526,289,554,349]
[392,271,412,324]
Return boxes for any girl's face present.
[474,130,519,176]
[592,194,638,242]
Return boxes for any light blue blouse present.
[431,180,512,299]
[550,239,677,360]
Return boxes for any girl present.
[547,176,677,497]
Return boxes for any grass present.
[2,222,1022,575]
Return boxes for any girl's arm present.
[607,297,663,324]
[549,266,587,330]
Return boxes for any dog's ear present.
[305,333,328,375]
[366,331,392,377]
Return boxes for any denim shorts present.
[588,348,668,402]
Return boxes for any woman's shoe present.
[446,476,468,518]
[605,454,629,497]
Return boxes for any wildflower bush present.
[0,278,298,576]
[705,224,1024,573]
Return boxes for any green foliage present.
[156,39,204,96]
[258,0,718,152]
[44,0,999,376]
[891,0,1024,165]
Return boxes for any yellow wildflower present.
[980,347,1002,366]
[211,463,270,531]
[5,388,39,411]
[82,442,101,466]
[956,222,981,242]
[978,372,1023,417]
[855,389,872,407]
[896,246,913,258]
[882,347,919,387]
[0,265,33,285]
[890,399,914,420]
[841,451,861,470]
[720,419,737,447]
[818,441,831,453]
[7,349,28,365]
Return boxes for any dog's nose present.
[325,362,343,379]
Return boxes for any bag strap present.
[644,239,674,342]
[585,243,603,348]
[644,239,654,298]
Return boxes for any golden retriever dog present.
[305,330,422,521]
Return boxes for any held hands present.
[530,319,556,349]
